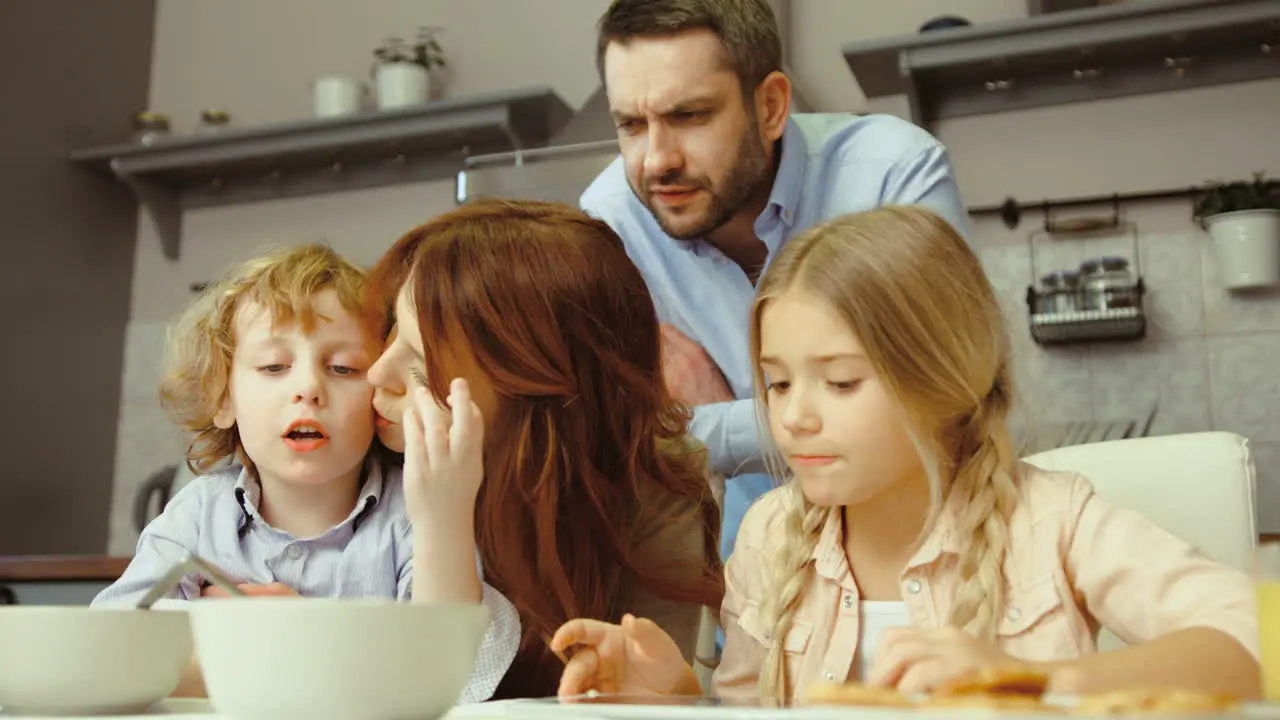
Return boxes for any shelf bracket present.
[111,159,182,261]
[499,122,525,167]
[899,53,928,127]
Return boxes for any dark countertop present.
[0,555,130,582]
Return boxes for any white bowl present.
[190,598,489,720]
[0,606,193,715]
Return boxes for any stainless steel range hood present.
[454,87,620,206]
[455,0,813,208]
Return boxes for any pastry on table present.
[933,665,1051,698]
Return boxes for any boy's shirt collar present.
[230,456,384,539]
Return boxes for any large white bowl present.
[189,598,489,720]
[0,606,193,715]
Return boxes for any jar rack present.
[1024,199,1147,346]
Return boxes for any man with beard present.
[580,0,968,558]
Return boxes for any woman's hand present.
[402,378,485,526]
[403,377,485,605]
[551,614,701,698]
[867,626,1028,694]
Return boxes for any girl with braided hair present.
[552,205,1260,703]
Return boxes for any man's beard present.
[632,122,772,241]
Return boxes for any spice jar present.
[131,112,171,145]
[1037,271,1080,314]
[1080,256,1138,310]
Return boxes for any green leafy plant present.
[1192,171,1280,228]
[374,26,446,70]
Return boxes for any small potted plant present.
[1193,171,1280,290]
[373,27,446,110]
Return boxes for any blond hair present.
[750,206,1018,702]
[158,244,369,474]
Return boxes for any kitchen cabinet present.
[842,0,1280,129]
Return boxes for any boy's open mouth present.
[282,420,329,452]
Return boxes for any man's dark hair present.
[596,0,783,96]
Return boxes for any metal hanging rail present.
[967,185,1203,230]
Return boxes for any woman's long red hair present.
[367,199,724,698]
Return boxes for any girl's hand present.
[402,378,485,525]
[200,582,299,598]
[867,626,1029,694]
[551,614,699,698]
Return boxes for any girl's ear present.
[212,393,235,430]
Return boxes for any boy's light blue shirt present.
[92,457,520,703]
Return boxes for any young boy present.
[94,244,519,702]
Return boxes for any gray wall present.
[0,0,155,553]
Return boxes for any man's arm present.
[656,324,766,476]
[581,179,769,476]
[690,400,767,477]
[881,142,970,240]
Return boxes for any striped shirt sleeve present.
[91,480,210,607]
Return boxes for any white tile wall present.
[977,223,1280,531]
[1089,338,1211,438]
[1253,444,1280,533]
[1208,335,1280,444]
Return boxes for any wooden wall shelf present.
[69,87,574,260]
[842,0,1280,128]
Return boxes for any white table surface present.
[452,698,1280,720]
[0,699,214,719]
[5,697,1278,720]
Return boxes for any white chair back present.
[1025,431,1257,651]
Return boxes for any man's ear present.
[755,71,791,143]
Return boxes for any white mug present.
[312,76,365,118]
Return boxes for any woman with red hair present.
[366,198,725,698]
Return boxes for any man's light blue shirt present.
[580,113,970,479]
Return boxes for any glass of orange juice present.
[1257,542,1280,701]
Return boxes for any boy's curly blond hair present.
[159,244,370,474]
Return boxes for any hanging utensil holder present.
[1024,197,1147,346]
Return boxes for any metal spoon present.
[136,551,247,609]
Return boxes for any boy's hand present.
[551,614,699,698]
[200,582,299,598]
[402,377,485,525]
